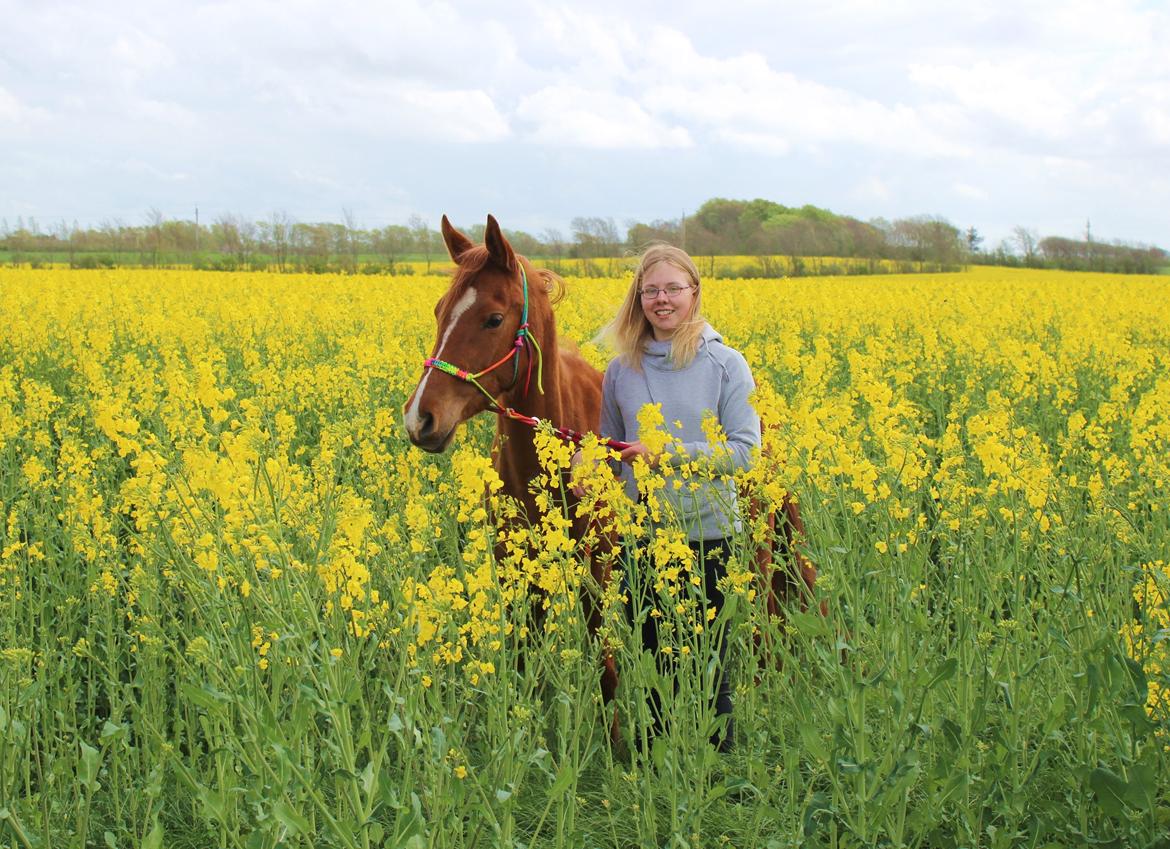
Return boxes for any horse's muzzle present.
[404,410,455,453]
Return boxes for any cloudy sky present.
[2,0,1167,249]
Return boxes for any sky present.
[2,0,1168,250]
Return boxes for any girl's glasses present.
[639,284,694,300]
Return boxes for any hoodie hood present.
[642,323,723,371]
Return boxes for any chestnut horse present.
[403,214,620,706]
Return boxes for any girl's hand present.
[619,440,658,467]
[569,449,589,498]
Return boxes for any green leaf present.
[142,820,164,849]
[548,764,574,799]
[79,740,102,788]
[1089,766,1129,817]
[1119,654,1147,699]
[100,720,125,741]
[836,759,862,775]
[180,683,230,713]
[196,785,228,823]
[273,799,311,835]
[799,723,829,763]
[802,791,832,839]
[103,831,117,849]
[651,738,668,772]
[360,761,377,796]
[1124,763,1155,812]
[143,764,164,799]
[941,717,963,747]
[1042,692,1067,735]
[430,725,446,756]
[924,658,958,690]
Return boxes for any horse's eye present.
[484,314,504,329]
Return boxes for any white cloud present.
[714,130,792,156]
[527,6,638,84]
[854,177,893,202]
[1141,104,1170,145]
[516,86,691,149]
[110,27,175,79]
[638,30,967,158]
[0,86,25,123]
[907,61,1077,140]
[0,85,49,132]
[954,182,988,201]
[121,160,191,183]
[386,86,512,143]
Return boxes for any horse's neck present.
[495,307,562,498]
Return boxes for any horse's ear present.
[484,214,516,272]
[441,215,475,263]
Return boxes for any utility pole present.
[195,207,200,256]
[680,210,686,251]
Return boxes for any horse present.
[403,214,620,710]
[402,215,822,726]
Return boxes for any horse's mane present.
[449,245,565,306]
[538,267,566,306]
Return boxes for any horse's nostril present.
[418,411,434,438]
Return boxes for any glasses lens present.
[640,285,689,299]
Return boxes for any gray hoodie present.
[600,324,761,541]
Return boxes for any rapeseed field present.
[1,266,1167,847]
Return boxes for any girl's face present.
[639,261,696,341]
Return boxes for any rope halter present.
[421,263,631,452]
[423,264,545,412]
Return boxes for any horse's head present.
[404,214,532,453]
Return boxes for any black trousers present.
[626,536,735,752]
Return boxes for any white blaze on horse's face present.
[404,286,479,451]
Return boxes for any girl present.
[583,244,760,752]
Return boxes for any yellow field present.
[1,265,1168,847]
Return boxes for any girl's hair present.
[605,243,706,368]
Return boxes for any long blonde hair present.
[606,244,705,368]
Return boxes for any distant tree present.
[1012,226,1039,265]
[373,224,412,272]
[341,208,360,272]
[409,215,440,273]
[541,228,567,261]
[269,211,293,271]
[570,216,620,259]
[145,208,164,267]
[505,229,541,257]
[100,218,126,265]
[965,226,983,255]
[627,218,682,250]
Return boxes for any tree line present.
[2,199,1163,275]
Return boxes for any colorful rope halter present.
[423,263,545,410]
[421,264,631,452]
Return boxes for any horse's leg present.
[779,496,824,615]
